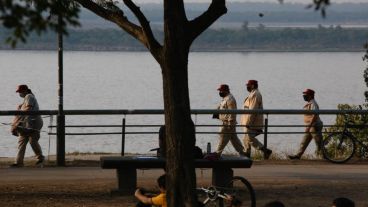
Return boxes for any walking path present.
[0,163,367,183]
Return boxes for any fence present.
[1,109,367,165]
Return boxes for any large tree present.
[71,1,227,206]
[0,0,332,206]
[1,0,227,206]
[72,0,226,206]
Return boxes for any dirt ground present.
[0,156,367,207]
[1,178,368,207]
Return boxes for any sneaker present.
[264,149,272,160]
[9,163,23,168]
[35,157,45,167]
[288,155,301,160]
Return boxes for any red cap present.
[303,89,315,95]
[16,85,29,93]
[217,84,230,91]
[246,80,258,86]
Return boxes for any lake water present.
[0,50,366,158]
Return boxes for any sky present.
[131,0,368,3]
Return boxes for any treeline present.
[0,26,367,51]
[77,3,368,28]
[194,25,368,51]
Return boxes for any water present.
[0,50,366,158]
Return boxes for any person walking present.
[10,85,44,167]
[288,89,323,160]
[241,80,272,159]
[213,84,247,157]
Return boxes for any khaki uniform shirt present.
[241,89,264,130]
[303,99,322,125]
[20,94,43,130]
[218,93,237,125]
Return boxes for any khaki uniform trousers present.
[296,123,323,157]
[16,131,44,165]
[216,124,246,156]
[243,128,264,155]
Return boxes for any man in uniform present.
[10,85,44,167]
[288,89,323,160]
[214,84,247,156]
[241,80,272,159]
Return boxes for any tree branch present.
[123,0,162,61]
[187,0,227,45]
[74,0,147,49]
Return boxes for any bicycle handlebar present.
[197,187,229,200]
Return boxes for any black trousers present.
[136,200,205,207]
[136,202,151,207]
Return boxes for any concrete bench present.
[100,156,252,194]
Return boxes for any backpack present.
[193,146,204,159]
[157,125,166,157]
[156,125,204,159]
[204,152,220,161]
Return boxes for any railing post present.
[121,118,126,156]
[263,114,268,159]
[57,115,65,166]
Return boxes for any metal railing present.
[1,109,368,164]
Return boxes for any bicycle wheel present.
[223,176,256,207]
[322,133,356,164]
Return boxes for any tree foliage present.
[0,0,79,46]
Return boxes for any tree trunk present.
[162,53,197,207]
[161,1,197,207]
[161,27,197,207]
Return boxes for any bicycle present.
[196,176,256,207]
[322,111,368,164]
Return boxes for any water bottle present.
[207,142,211,154]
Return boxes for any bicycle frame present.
[345,121,368,153]
[198,186,229,204]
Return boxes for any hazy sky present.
[132,0,368,3]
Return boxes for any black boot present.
[288,154,301,160]
[261,147,272,160]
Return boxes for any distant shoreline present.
[0,48,365,53]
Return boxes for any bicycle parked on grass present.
[322,108,368,164]
[196,176,256,207]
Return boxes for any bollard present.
[207,142,211,154]
[121,118,126,156]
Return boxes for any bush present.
[323,104,368,156]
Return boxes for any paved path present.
[0,163,367,183]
